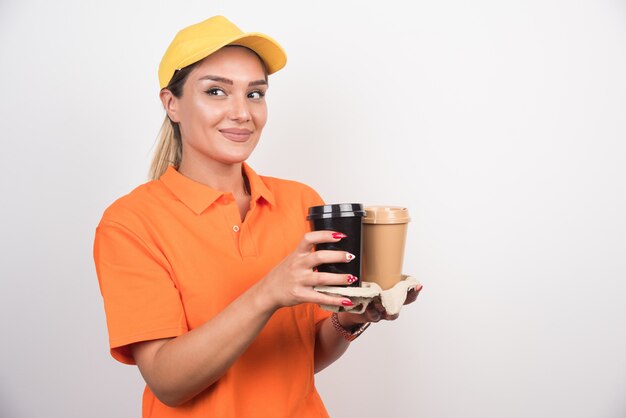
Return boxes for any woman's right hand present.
[256,230,356,312]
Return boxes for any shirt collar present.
[243,162,276,207]
[159,163,275,215]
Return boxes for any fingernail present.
[347,275,358,284]
[332,232,347,239]
[346,253,355,261]
[341,300,354,307]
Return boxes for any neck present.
[178,156,248,195]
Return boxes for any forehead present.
[190,46,267,80]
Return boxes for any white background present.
[1,0,625,417]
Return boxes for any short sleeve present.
[312,303,332,326]
[94,219,188,364]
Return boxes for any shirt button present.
[233,225,240,232]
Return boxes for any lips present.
[219,128,253,142]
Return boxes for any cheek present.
[182,99,224,130]
[253,106,268,129]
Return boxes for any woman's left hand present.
[340,284,423,325]
[315,284,423,372]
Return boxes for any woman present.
[94,15,421,417]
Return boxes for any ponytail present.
[148,61,199,180]
[149,116,182,180]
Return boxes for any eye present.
[206,88,226,96]
[248,90,266,100]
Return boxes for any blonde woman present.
[94,15,421,417]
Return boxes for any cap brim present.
[174,32,287,76]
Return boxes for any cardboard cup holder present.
[314,275,420,315]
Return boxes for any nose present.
[229,95,251,123]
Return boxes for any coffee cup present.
[307,203,365,287]
[361,206,410,290]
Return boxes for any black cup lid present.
[307,203,366,220]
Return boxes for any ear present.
[160,89,181,123]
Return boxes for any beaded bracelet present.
[330,312,371,342]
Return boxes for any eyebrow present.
[198,75,268,87]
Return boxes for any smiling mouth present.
[220,128,253,142]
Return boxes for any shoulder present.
[260,175,324,207]
[98,180,166,228]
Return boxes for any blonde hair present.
[149,116,182,180]
[148,62,198,180]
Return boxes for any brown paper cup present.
[361,206,410,290]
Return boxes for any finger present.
[404,291,417,305]
[304,289,355,308]
[364,304,383,323]
[311,272,359,287]
[383,312,400,321]
[368,300,400,321]
[404,285,423,305]
[297,230,347,253]
[372,300,386,314]
[307,250,355,268]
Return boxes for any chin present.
[216,151,255,165]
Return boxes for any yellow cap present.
[158,15,287,89]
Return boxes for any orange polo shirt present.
[94,163,331,418]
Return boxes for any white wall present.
[1,0,625,417]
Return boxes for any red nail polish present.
[346,253,355,261]
[341,300,354,307]
[332,232,347,239]
[347,275,358,283]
